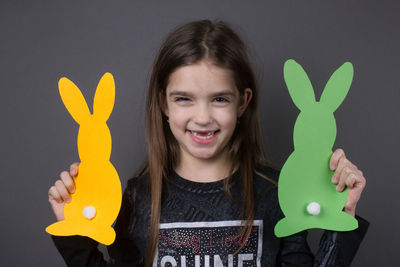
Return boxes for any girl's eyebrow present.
[210,91,236,97]
[168,91,193,97]
[168,90,236,98]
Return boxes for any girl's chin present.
[186,147,228,161]
[190,152,218,160]
[179,141,230,162]
[178,146,213,159]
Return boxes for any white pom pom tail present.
[306,202,321,215]
[83,206,96,219]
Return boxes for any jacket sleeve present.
[51,235,107,266]
[51,180,140,267]
[313,215,369,267]
[278,215,369,267]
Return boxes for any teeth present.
[190,130,215,139]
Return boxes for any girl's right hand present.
[48,162,79,221]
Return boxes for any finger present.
[332,156,357,184]
[344,185,360,214]
[352,172,367,190]
[336,166,352,192]
[48,186,62,203]
[60,171,75,194]
[345,173,357,189]
[331,155,348,183]
[330,148,345,170]
[70,162,80,177]
[55,179,71,203]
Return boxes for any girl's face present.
[162,60,252,165]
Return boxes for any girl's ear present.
[320,62,353,112]
[238,88,253,117]
[93,73,115,122]
[159,90,169,117]
[59,77,91,125]
[284,59,316,111]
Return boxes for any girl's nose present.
[194,104,213,125]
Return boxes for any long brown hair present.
[137,19,269,266]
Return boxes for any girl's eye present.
[175,97,190,102]
[214,97,229,103]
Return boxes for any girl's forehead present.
[167,61,237,94]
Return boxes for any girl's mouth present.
[190,130,218,139]
[187,130,220,144]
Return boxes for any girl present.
[49,20,368,266]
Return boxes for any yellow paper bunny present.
[46,73,122,245]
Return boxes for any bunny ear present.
[93,73,115,122]
[284,59,316,110]
[320,62,354,112]
[59,77,91,125]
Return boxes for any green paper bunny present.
[274,59,359,237]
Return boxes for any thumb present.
[48,196,65,221]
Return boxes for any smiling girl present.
[48,20,368,266]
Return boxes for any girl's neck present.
[175,151,235,183]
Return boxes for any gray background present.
[0,0,398,266]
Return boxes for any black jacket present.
[52,165,369,266]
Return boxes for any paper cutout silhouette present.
[46,73,122,245]
[274,59,358,237]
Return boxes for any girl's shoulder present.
[254,163,280,187]
[252,164,283,221]
[127,172,150,187]
[124,173,151,203]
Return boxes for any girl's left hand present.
[330,148,366,217]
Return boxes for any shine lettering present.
[159,253,254,267]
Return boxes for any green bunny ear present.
[320,62,354,112]
[284,59,316,111]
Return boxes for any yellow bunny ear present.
[59,77,91,125]
[93,73,115,122]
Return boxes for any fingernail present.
[336,185,341,191]
[66,198,71,203]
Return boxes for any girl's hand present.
[330,149,366,217]
[48,163,79,221]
